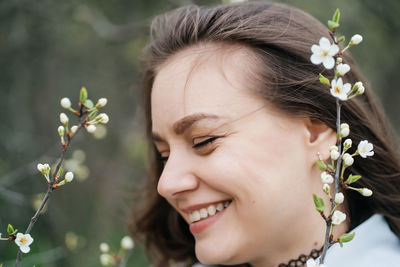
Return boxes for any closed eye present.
[192,136,219,149]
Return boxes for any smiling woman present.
[133,2,400,267]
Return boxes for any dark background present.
[0,0,399,266]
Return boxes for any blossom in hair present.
[353,81,365,95]
[343,139,352,149]
[360,188,373,197]
[350,34,363,45]
[323,183,330,195]
[342,153,354,166]
[321,172,334,184]
[336,63,350,76]
[330,147,340,161]
[310,37,339,69]
[335,192,344,204]
[15,233,34,253]
[60,97,71,109]
[340,123,350,138]
[357,140,374,158]
[330,78,351,100]
[332,210,346,225]
[306,258,327,267]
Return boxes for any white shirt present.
[193,214,400,267]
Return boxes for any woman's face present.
[151,44,333,266]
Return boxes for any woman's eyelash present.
[192,136,219,149]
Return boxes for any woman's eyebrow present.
[151,113,223,142]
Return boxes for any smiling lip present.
[188,202,230,234]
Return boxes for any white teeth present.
[200,208,208,219]
[188,201,231,223]
[207,205,216,216]
[216,203,224,211]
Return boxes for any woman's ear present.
[304,118,336,162]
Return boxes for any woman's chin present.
[195,241,239,266]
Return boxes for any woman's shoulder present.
[325,214,400,266]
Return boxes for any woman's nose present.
[157,152,199,199]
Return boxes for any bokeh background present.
[0,0,399,266]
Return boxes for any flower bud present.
[323,183,330,195]
[96,113,109,124]
[65,172,74,182]
[343,153,354,166]
[336,57,343,64]
[330,150,340,161]
[100,253,114,266]
[121,236,134,250]
[336,63,350,76]
[60,97,71,109]
[343,138,352,149]
[340,123,350,138]
[360,188,373,197]
[332,210,346,225]
[71,125,78,134]
[334,192,344,204]
[329,145,338,152]
[58,126,65,137]
[96,98,108,108]
[354,81,365,94]
[37,163,44,172]
[99,243,110,253]
[320,172,334,184]
[350,34,363,45]
[60,113,69,125]
[86,124,97,133]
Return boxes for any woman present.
[133,2,400,267]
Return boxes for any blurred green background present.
[0,0,399,266]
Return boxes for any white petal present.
[328,44,340,56]
[310,54,323,65]
[322,57,335,69]
[319,37,331,50]
[343,83,352,94]
[20,245,31,253]
[311,44,321,54]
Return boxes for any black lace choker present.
[277,246,323,267]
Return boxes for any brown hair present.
[133,2,400,266]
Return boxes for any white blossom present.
[121,236,134,250]
[350,34,363,45]
[323,183,330,195]
[86,125,97,133]
[310,37,339,69]
[343,153,354,166]
[60,113,69,125]
[354,81,365,94]
[306,258,327,267]
[320,172,334,184]
[60,97,71,109]
[340,123,350,138]
[330,149,340,161]
[96,113,109,124]
[65,172,74,182]
[335,192,344,204]
[357,140,374,158]
[330,78,351,100]
[329,145,338,152]
[58,126,65,136]
[99,242,110,253]
[15,233,34,253]
[332,210,346,225]
[336,63,350,76]
[71,125,78,134]
[96,98,108,108]
[361,188,373,197]
[37,163,44,172]
[100,253,114,266]
[343,139,352,149]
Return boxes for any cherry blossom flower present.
[310,37,339,69]
[99,243,110,253]
[357,140,374,158]
[340,123,350,137]
[60,113,69,124]
[360,188,373,197]
[86,125,97,133]
[334,193,344,204]
[65,172,74,182]
[343,139,352,149]
[121,236,134,250]
[96,98,108,108]
[15,233,34,253]
[60,97,71,109]
[342,153,354,166]
[330,78,351,100]
[354,81,365,94]
[336,63,350,76]
[350,34,363,45]
[321,172,334,184]
[332,210,346,225]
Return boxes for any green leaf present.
[332,8,341,24]
[319,73,330,86]
[346,174,362,184]
[57,166,63,178]
[339,232,355,247]
[328,20,339,31]
[80,87,88,104]
[313,194,325,212]
[327,164,334,171]
[7,224,14,235]
[337,35,346,43]
[316,161,327,171]
[84,99,94,109]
